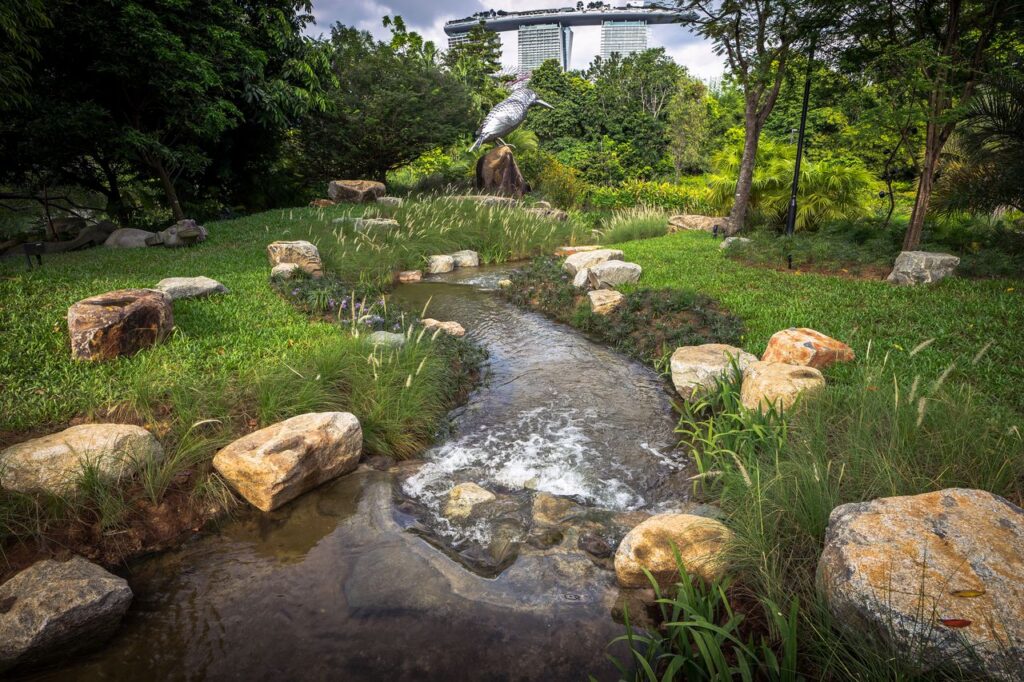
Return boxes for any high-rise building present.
[517,23,572,73]
[600,20,648,60]
[447,33,471,49]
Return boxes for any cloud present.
[305,0,725,79]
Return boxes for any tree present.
[295,22,475,183]
[666,73,711,176]
[847,0,1021,249]
[677,0,811,229]
[443,21,505,115]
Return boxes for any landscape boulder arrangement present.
[0,423,163,495]
[587,260,642,290]
[376,196,403,207]
[887,250,961,285]
[422,319,466,337]
[670,344,758,401]
[67,288,174,361]
[353,218,400,233]
[817,488,1024,681]
[212,412,363,512]
[444,482,497,521]
[615,513,733,589]
[667,214,734,235]
[154,276,228,301]
[740,361,826,412]
[327,179,386,203]
[0,557,133,673]
[562,248,624,276]
[761,328,855,370]
[476,145,527,198]
[266,240,323,278]
[587,289,625,315]
[397,270,422,283]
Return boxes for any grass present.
[0,195,563,569]
[612,230,1024,417]
[596,206,672,244]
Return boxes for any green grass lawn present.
[613,231,1024,416]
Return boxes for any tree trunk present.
[152,157,185,221]
[903,130,944,250]
[98,157,130,225]
[729,107,761,231]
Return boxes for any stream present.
[26,265,696,681]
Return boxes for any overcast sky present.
[305,1,725,80]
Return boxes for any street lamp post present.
[784,39,816,242]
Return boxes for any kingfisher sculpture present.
[469,77,553,152]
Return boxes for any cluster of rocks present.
[558,247,642,316]
[267,240,323,280]
[104,218,208,250]
[669,327,853,412]
[425,249,480,275]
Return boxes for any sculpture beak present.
[535,99,554,109]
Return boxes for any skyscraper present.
[447,33,471,49]
[599,20,648,60]
[517,23,573,73]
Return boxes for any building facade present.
[599,20,648,60]
[517,23,573,73]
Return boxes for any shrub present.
[537,157,588,209]
[588,178,715,213]
[598,206,671,244]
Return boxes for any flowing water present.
[26,265,696,681]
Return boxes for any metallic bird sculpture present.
[469,80,553,152]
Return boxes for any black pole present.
[785,39,816,239]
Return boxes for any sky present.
[305,1,726,80]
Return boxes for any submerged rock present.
[887,251,960,285]
[213,412,363,512]
[0,556,132,673]
[670,344,758,401]
[817,488,1024,681]
[154,276,228,300]
[0,423,163,496]
[67,288,173,361]
[562,249,624,276]
[422,319,466,337]
[615,513,733,589]
[740,361,825,412]
[761,327,854,370]
[397,270,422,283]
[444,482,497,521]
[266,241,323,278]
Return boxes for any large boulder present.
[103,228,155,249]
[426,255,455,274]
[266,240,323,278]
[887,251,960,285]
[615,513,733,589]
[587,261,642,290]
[668,214,734,235]
[154,276,228,301]
[212,412,362,512]
[449,250,480,268]
[670,344,758,401]
[740,361,825,412]
[0,423,163,496]
[148,219,207,248]
[328,180,386,203]
[760,328,854,370]
[587,289,625,315]
[0,557,133,673]
[67,288,173,361]
[817,488,1024,681]
[444,482,497,521]
[562,248,624,276]
[475,145,527,198]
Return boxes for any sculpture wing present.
[475,96,529,142]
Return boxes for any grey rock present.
[426,255,455,274]
[376,196,403,207]
[587,261,642,289]
[562,248,624,276]
[887,251,960,285]
[0,556,132,673]
[572,268,591,291]
[670,344,758,401]
[354,218,400,233]
[270,263,301,279]
[450,250,480,268]
[154,276,228,300]
[266,241,323,278]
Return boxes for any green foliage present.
[587,178,715,213]
[293,21,475,184]
[442,21,506,117]
[0,0,50,108]
[597,206,671,244]
[666,73,712,176]
[709,136,878,230]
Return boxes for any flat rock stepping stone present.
[212,412,362,512]
[587,261,642,289]
[562,249,624,276]
[426,255,454,275]
[761,328,854,370]
[0,556,133,673]
[615,513,733,588]
[740,361,825,412]
[328,180,385,203]
[887,250,960,285]
[154,276,228,300]
[587,289,624,315]
[67,288,173,361]
[0,423,163,495]
[818,488,1024,681]
[670,344,758,401]
[266,240,323,278]
[368,331,406,348]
